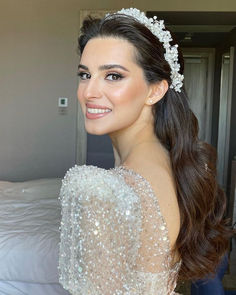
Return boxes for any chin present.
[85,125,109,136]
[87,130,107,136]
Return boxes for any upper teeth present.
[87,108,111,114]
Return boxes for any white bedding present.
[0,178,64,285]
[0,280,70,295]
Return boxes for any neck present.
[109,120,164,167]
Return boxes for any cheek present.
[110,80,147,110]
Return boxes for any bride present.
[58,8,232,295]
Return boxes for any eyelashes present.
[77,71,124,81]
[106,73,124,81]
[77,72,90,80]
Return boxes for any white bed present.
[0,178,70,295]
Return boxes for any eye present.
[106,73,124,81]
[77,72,91,80]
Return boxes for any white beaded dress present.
[58,165,181,295]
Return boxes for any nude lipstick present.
[86,103,112,120]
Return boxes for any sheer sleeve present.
[58,165,143,295]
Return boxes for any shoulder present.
[61,165,117,195]
[62,165,113,187]
[60,165,140,206]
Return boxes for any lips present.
[85,103,112,119]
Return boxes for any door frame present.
[217,47,234,190]
[182,48,215,144]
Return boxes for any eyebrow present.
[78,64,129,72]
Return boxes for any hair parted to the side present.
[78,13,233,281]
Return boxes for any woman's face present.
[77,37,152,135]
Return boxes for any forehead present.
[80,37,137,65]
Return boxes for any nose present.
[83,77,102,100]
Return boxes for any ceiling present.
[146,12,236,47]
[146,12,236,26]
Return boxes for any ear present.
[145,80,169,106]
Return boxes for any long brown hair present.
[78,13,233,280]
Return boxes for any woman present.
[58,8,232,295]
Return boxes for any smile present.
[87,108,111,114]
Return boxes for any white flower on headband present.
[106,8,184,93]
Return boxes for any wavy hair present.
[78,13,233,280]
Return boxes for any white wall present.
[0,1,80,181]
